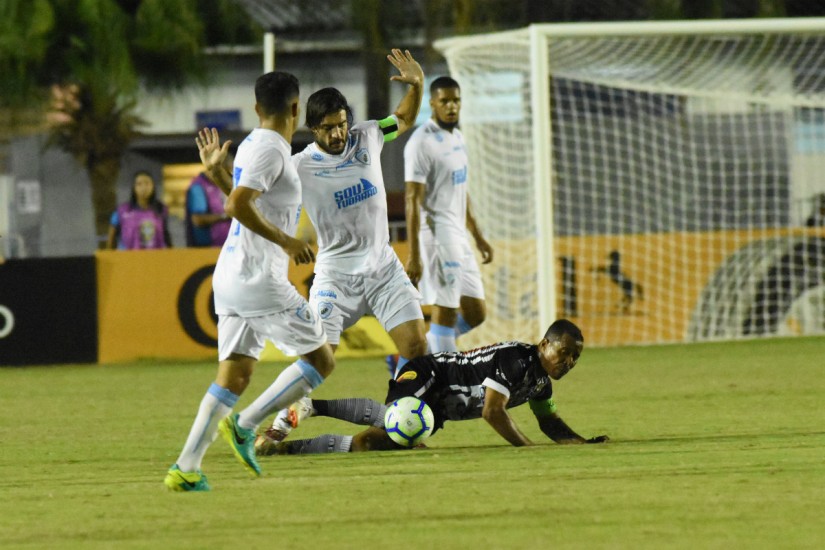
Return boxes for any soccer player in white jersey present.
[291,49,427,369]
[403,76,493,353]
[163,72,335,492]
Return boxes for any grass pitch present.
[1,337,824,549]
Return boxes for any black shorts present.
[384,356,446,433]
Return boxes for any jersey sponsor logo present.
[333,178,377,209]
[397,370,417,381]
[451,166,467,185]
[317,301,334,319]
[354,148,370,165]
[317,289,337,299]
[444,261,461,268]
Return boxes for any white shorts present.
[419,238,485,308]
[217,292,326,360]
[310,254,423,345]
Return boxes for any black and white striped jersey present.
[412,341,553,422]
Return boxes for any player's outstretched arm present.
[466,195,493,264]
[536,412,609,445]
[196,127,234,195]
[387,49,424,136]
[482,387,533,446]
[226,186,315,265]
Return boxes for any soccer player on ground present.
[164,72,336,492]
[257,319,609,455]
[402,76,493,354]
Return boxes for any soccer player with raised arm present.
[257,319,609,455]
[163,72,335,492]
[201,50,429,453]
[293,50,426,362]
[403,76,493,354]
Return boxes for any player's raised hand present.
[387,49,423,88]
[282,236,316,265]
[196,128,232,172]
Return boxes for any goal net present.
[435,19,825,347]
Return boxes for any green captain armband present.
[378,115,399,142]
[529,397,558,417]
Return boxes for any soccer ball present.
[384,397,435,447]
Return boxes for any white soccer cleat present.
[287,397,315,428]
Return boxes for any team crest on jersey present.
[397,371,417,381]
[318,301,334,319]
[295,303,313,323]
[311,152,323,161]
[354,148,370,165]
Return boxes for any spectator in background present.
[106,171,172,250]
[805,193,825,227]
[185,171,231,247]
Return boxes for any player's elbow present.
[481,405,505,423]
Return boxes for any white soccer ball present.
[384,396,435,447]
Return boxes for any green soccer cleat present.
[164,464,210,492]
[219,413,262,477]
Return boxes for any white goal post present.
[436,18,825,347]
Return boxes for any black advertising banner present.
[0,257,98,366]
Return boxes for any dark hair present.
[129,170,165,213]
[255,71,300,116]
[305,87,353,129]
[543,319,583,345]
[430,76,460,96]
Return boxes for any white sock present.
[175,383,238,472]
[426,323,458,352]
[237,359,324,431]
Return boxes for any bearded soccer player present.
[258,319,609,455]
[202,50,429,453]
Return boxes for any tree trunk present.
[358,0,390,121]
[87,156,120,247]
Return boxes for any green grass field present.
[2,337,824,549]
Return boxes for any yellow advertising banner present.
[96,244,416,363]
[553,228,825,346]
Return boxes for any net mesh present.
[437,25,825,347]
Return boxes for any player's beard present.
[435,117,459,131]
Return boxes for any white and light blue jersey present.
[213,128,303,316]
[404,119,469,245]
[293,119,395,274]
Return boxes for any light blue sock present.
[455,314,473,337]
[238,359,324,431]
[426,323,457,352]
[176,383,239,472]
